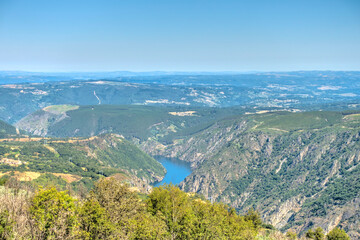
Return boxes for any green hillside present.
[0,119,18,137]
[16,104,242,142]
[0,134,165,191]
[250,111,344,132]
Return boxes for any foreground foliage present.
[0,178,352,239]
[30,188,77,239]
[0,179,258,239]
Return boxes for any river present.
[154,157,191,187]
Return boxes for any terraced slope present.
[0,134,165,192]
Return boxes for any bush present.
[326,227,350,240]
[306,227,325,240]
[286,230,297,240]
[30,187,77,239]
[0,210,14,240]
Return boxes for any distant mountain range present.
[0,70,260,85]
[1,71,360,238]
[1,71,360,123]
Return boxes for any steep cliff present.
[142,111,360,238]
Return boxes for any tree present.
[147,184,194,240]
[326,227,350,240]
[208,203,256,240]
[30,187,77,239]
[244,208,262,229]
[90,177,141,222]
[89,177,142,238]
[314,227,325,240]
[126,212,169,240]
[77,199,114,240]
[147,184,257,240]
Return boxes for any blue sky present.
[0,0,359,72]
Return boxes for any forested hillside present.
[0,134,165,192]
[0,119,19,138]
[15,104,241,140]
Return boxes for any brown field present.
[0,171,81,183]
[0,171,42,181]
[52,173,82,183]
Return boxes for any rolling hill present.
[0,133,165,192]
[15,104,242,141]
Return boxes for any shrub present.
[0,210,14,240]
[326,227,350,240]
[30,187,77,239]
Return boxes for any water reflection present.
[154,157,191,187]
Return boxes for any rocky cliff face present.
[140,118,249,167]
[141,114,360,238]
[14,105,75,137]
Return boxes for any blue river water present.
[154,157,191,187]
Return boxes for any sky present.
[0,0,359,72]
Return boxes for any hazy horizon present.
[1,0,359,72]
[1,69,360,74]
